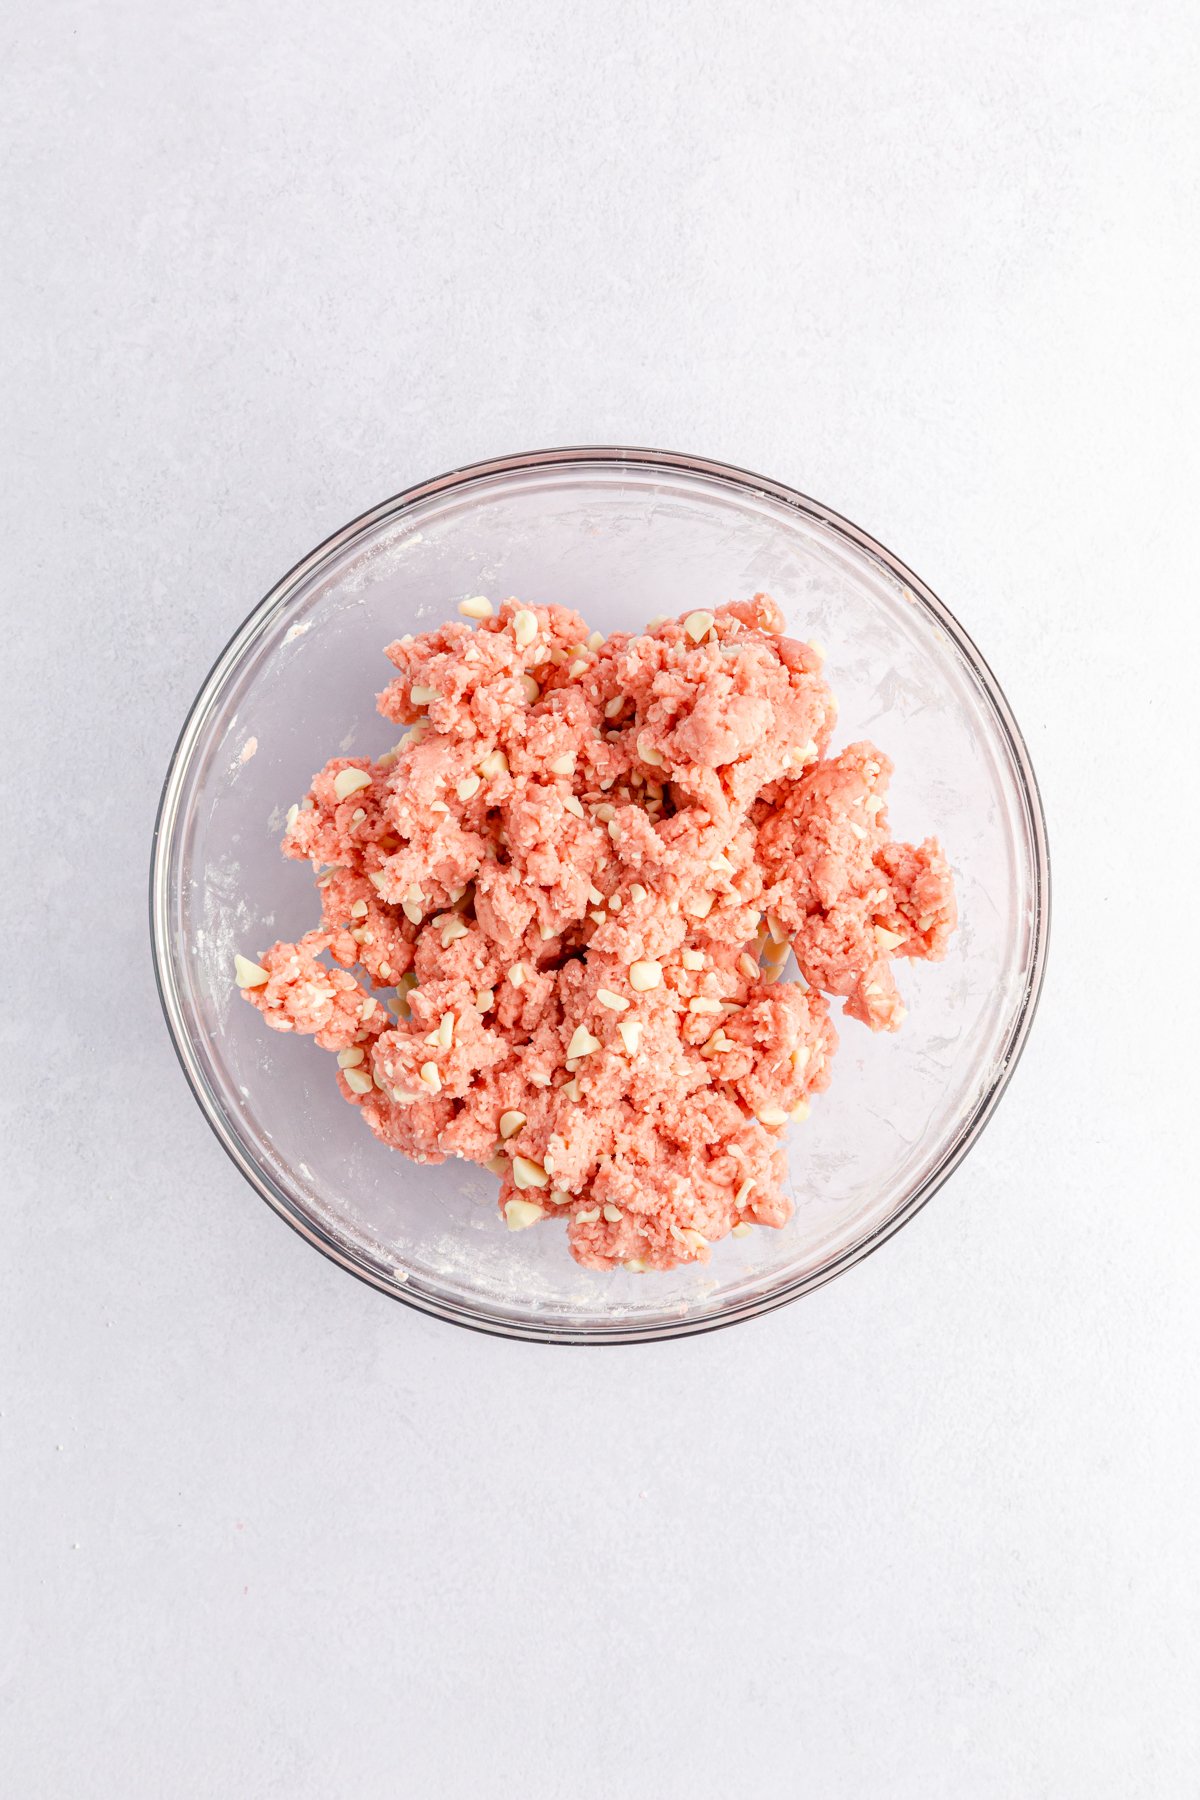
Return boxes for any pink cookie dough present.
[235,595,956,1272]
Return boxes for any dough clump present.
[239,597,956,1270]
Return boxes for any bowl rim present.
[149,444,1051,1345]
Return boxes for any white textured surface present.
[2,3,1197,1794]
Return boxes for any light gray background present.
[3,3,1197,1795]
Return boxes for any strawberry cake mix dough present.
[235,596,956,1271]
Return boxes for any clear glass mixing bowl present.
[150,448,1049,1343]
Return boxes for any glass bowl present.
[150,448,1049,1343]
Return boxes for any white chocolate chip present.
[685,892,713,919]
[589,910,606,925]
[567,1025,601,1058]
[681,949,705,971]
[505,1198,545,1230]
[409,684,437,705]
[508,963,526,988]
[233,954,269,988]
[458,594,493,620]
[521,674,541,704]
[436,1012,455,1050]
[479,749,510,779]
[402,900,423,925]
[349,899,369,918]
[429,800,449,814]
[343,1067,373,1095]
[484,1154,509,1176]
[499,1109,527,1140]
[418,1061,442,1093]
[617,1020,642,1054]
[602,1204,623,1223]
[873,925,905,951]
[568,658,588,678]
[587,630,604,652]
[849,822,868,841]
[587,886,604,906]
[628,960,662,991]
[336,1046,365,1068]
[456,773,482,801]
[512,608,538,648]
[596,989,629,1012]
[575,1206,601,1223]
[475,988,494,1010]
[512,1155,549,1190]
[440,917,468,946]
[688,996,722,1013]
[548,751,576,777]
[629,883,648,904]
[332,767,371,801]
[562,1078,581,1102]
[683,610,715,643]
